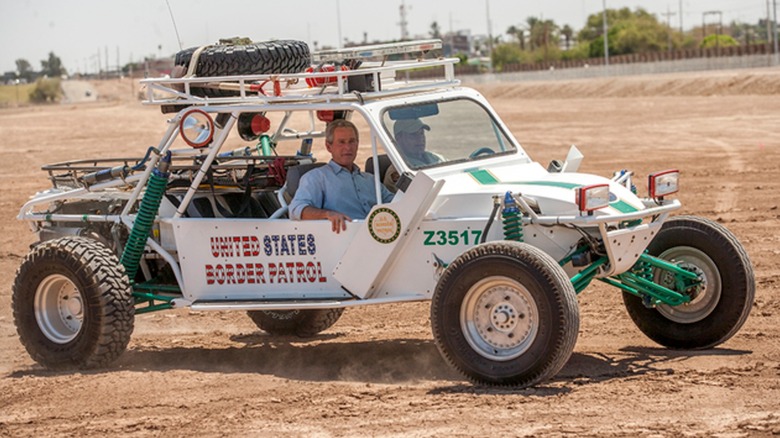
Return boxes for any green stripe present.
[515,181,581,189]
[469,169,499,184]
[468,170,639,213]
[468,170,581,189]
[610,200,639,213]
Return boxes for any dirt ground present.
[1,68,779,437]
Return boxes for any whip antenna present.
[165,0,183,50]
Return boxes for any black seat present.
[364,155,392,181]
[284,162,325,201]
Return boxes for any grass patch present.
[0,83,35,105]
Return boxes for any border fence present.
[413,43,780,83]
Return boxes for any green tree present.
[506,25,525,50]
[561,25,574,50]
[578,7,676,56]
[15,58,33,81]
[29,77,62,103]
[525,17,540,50]
[430,21,442,39]
[40,52,66,77]
[490,43,530,71]
[730,19,772,45]
[700,34,739,48]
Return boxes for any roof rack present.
[140,39,461,107]
[312,39,442,62]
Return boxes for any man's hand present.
[300,206,352,233]
[325,211,351,233]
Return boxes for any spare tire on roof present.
[174,40,311,97]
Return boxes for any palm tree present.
[506,25,525,50]
[561,24,573,50]
[526,17,540,51]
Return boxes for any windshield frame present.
[379,96,519,172]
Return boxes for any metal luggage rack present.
[42,154,307,190]
[140,39,461,107]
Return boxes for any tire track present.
[705,138,744,214]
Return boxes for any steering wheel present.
[469,147,495,158]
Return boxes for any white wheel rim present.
[34,274,84,344]
[460,276,539,361]
[655,246,721,324]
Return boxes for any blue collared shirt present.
[290,160,394,220]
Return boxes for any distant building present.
[2,71,17,84]
[443,31,472,57]
[140,58,175,78]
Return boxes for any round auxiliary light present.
[237,112,271,141]
[179,109,214,148]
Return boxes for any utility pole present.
[399,0,410,41]
[661,6,676,53]
[679,0,683,33]
[602,0,609,66]
[774,0,779,62]
[486,0,493,69]
[768,0,773,50]
[703,11,723,53]
[337,0,343,48]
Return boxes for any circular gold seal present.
[368,207,401,244]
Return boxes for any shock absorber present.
[501,191,524,242]
[120,152,171,282]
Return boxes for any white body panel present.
[172,218,355,301]
[334,172,443,298]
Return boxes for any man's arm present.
[290,167,352,233]
[299,206,351,233]
[289,171,324,220]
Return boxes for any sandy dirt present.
[1,69,779,437]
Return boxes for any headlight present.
[648,169,679,198]
[575,184,610,213]
[179,109,214,148]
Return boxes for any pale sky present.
[1,0,773,74]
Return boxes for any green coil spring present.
[501,191,524,242]
[120,152,171,282]
[631,255,654,280]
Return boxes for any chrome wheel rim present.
[655,246,721,324]
[460,276,539,361]
[34,274,84,344]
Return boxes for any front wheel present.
[431,242,579,387]
[12,236,134,369]
[623,216,754,349]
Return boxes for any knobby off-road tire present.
[247,309,344,337]
[12,236,134,369]
[623,215,754,349]
[174,40,311,97]
[431,242,579,387]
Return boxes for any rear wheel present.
[247,309,344,337]
[174,40,311,97]
[431,242,579,387]
[623,216,754,349]
[12,236,134,369]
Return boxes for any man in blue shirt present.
[290,120,394,233]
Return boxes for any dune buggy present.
[13,39,754,387]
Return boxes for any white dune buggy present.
[13,39,754,387]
